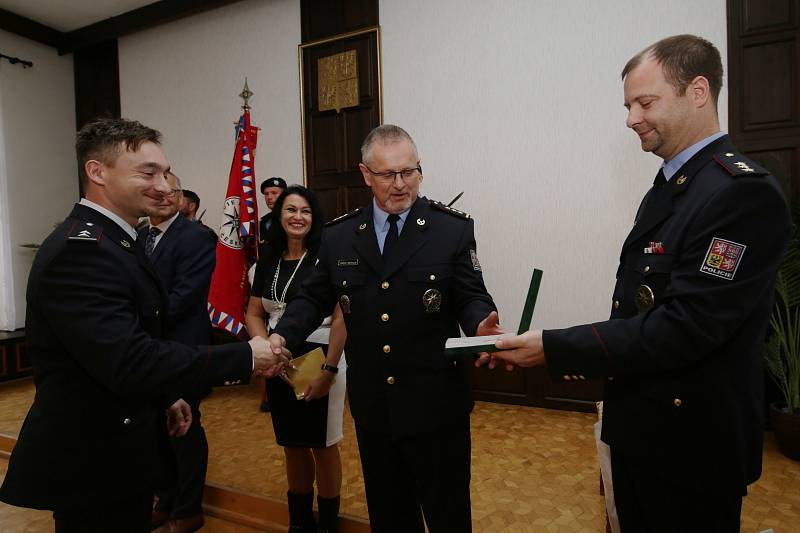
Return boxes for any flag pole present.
[207,80,261,340]
[239,77,253,110]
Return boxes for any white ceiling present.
[0,0,158,32]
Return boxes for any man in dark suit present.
[0,118,285,533]
[140,172,217,532]
[492,35,790,531]
[268,125,502,532]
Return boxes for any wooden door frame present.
[298,26,383,186]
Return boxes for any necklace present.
[270,250,308,305]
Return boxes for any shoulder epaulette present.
[325,207,363,227]
[66,221,102,243]
[429,199,471,220]
[713,152,769,178]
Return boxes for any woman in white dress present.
[245,185,346,533]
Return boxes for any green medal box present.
[444,269,542,356]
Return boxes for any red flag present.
[207,109,260,339]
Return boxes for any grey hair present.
[168,171,182,189]
[360,124,419,165]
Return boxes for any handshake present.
[248,334,294,378]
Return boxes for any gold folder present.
[286,347,329,400]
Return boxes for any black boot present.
[287,491,316,533]
[316,495,340,533]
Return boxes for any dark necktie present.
[144,227,161,257]
[382,214,400,258]
[653,168,666,187]
[647,168,668,207]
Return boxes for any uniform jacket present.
[139,214,216,347]
[275,197,497,436]
[542,136,790,491]
[0,204,251,511]
[259,213,272,257]
[259,213,271,244]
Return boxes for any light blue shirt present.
[372,198,411,253]
[662,131,726,181]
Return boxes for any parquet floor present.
[1,378,798,532]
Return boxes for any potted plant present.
[765,205,800,461]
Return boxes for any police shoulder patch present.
[699,237,746,281]
[66,221,102,243]
[429,199,470,219]
[325,207,363,227]
[713,152,768,178]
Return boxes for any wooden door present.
[728,0,799,199]
[471,364,603,413]
[299,28,382,221]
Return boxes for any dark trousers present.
[53,492,152,533]
[354,416,472,533]
[611,449,743,533]
[154,402,208,518]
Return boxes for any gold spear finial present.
[239,78,253,109]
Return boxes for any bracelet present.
[321,363,339,374]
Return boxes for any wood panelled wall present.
[301,0,378,42]
[728,0,800,202]
[300,0,380,221]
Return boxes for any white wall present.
[380,0,728,330]
[118,0,302,232]
[117,0,728,331]
[0,30,76,330]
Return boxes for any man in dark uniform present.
[259,176,287,252]
[141,172,217,532]
[180,188,201,220]
[268,125,502,532]
[180,188,217,240]
[0,118,285,533]
[492,35,790,531]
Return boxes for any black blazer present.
[139,215,216,347]
[0,204,252,511]
[275,197,497,437]
[543,136,791,491]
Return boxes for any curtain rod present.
[0,53,33,68]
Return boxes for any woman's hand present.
[303,370,336,401]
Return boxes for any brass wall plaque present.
[318,50,359,113]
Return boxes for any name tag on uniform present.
[337,259,359,267]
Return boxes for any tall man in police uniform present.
[268,125,502,532]
[492,35,790,531]
[0,118,285,533]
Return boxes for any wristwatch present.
[321,363,339,374]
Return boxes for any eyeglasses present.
[363,163,422,183]
[165,188,183,198]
